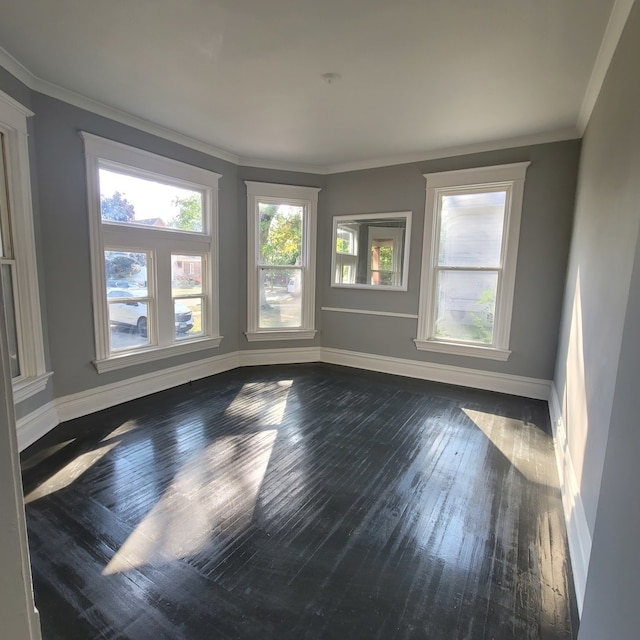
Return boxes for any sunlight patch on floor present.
[100,419,141,442]
[463,408,557,487]
[21,439,77,471]
[224,380,293,426]
[24,441,119,504]
[102,429,278,575]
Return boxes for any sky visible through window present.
[99,168,202,226]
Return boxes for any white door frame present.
[0,265,41,638]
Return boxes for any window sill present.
[245,329,317,342]
[13,371,53,403]
[413,338,511,361]
[94,336,223,373]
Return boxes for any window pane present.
[370,242,394,285]
[335,258,356,285]
[259,268,302,329]
[174,297,201,340]
[106,250,151,351]
[370,270,393,286]
[439,191,506,267]
[2,263,20,378]
[99,168,204,232]
[105,251,147,290]
[259,203,303,266]
[172,255,202,295]
[0,133,10,259]
[336,226,356,254]
[108,300,151,351]
[434,270,498,344]
[342,265,354,283]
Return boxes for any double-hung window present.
[415,163,529,360]
[334,224,358,285]
[82,133,222,372]
[245,181,319,341]
[0,91,49,402]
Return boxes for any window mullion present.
[155,247,172,346]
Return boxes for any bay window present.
[82,133,222,372]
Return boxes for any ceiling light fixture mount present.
[321,72,341,85]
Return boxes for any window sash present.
[432,267,501,346]
[245,182,319,341]
[429,191,508,348]
[258,266,303,330]
[257,200,305,267]
[98,160,209,235]
[171,253,205,341]
[415,163,529,359]
[0,92,49,398]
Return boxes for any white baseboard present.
[239,346,321,367]
[56,351,240,423]
[18,347,552,454]
[16,401,59,451]
[321,347,552,400]
[549,384,591,616]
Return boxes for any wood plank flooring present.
[21,364,579,639]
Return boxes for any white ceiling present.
[0,0,628,172]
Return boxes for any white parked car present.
[107,289,193,336]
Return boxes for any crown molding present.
[577,0,637,134]
[0,46,34,89]
[325,128,581,174]
[0,46,241,165]
[237,155,329,175]
[36,77,241,165]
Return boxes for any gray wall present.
[579,220,640,638]
[0,66,32,112]
[0,73,581,403]
[322,141,580,380]
[31,93,240,397]
[553,0,640,538]
[553,3,640,637]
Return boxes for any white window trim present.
[0,90,50,401]
[245,181,319,342]
[415,162,530,360]
[82,132,223,372]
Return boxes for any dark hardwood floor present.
[21,364,579,639]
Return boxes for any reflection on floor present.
[21,364,579,640]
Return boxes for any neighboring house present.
[136,218,166,227]
[173,257,201,283]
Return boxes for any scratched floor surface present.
[21,364,579,639]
